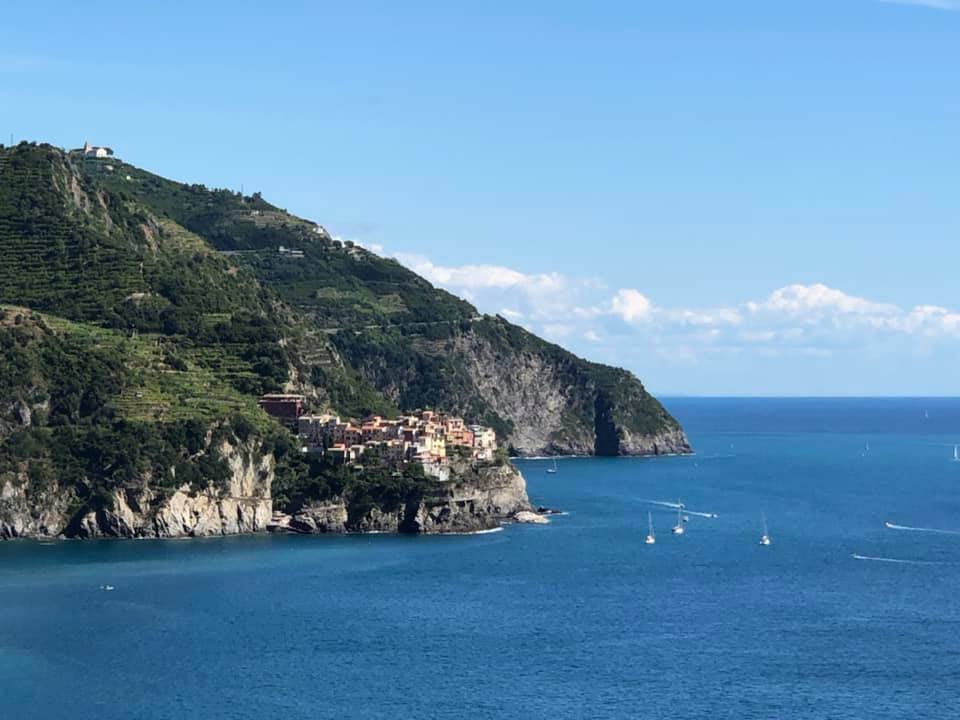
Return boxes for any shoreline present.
[3,525,514,543]
[514,452,693,460]
[3,517,537,543]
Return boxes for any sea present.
[2,397,960,719]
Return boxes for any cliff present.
[444,325,690,456]
[275,459,531,535]
[0,437,273,539]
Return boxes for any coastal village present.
[257,394,498,480]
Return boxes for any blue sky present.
[3,0,959,395]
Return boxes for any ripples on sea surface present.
[3,398,960,719]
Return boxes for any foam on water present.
[884,521,960,536]
[851,553,952,566]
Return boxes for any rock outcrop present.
[402,461,532,534]
[0,438,273,540]
[3,447,533,539]
[514,510,549,525]
[620,425,690,456]
[274,460,532,535]
[449,329,691,457]
[0,473,76,539]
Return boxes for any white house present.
[83,141,114,159]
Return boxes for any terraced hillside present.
[0,305,281,535]
[0,306,489,539]
[0,143,390,413]
[0,139,689,539]
[83,149,689,456]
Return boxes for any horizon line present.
[654,394,960,399]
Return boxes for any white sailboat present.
[759,514,771,546]
[953,444,959,463]
[546,458,558,474]
[645,512,656,545]
[671,501,685,535]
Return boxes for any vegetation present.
[69,144,679,452]
[0,141,683,531]
[271,438,433,521]
[0,310,276,526]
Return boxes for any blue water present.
[3,398,960,719]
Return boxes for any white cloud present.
[660,308,743,327]
[395,253,562,292]
[898,305,960,336]
[345,237,960,367]
[747,283,899,317]
[392,252,593,328]
[610,289,652,323]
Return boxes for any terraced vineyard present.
[22,308,275,431]
[0,146,146,321]
[0,143,304,399]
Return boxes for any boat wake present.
[682,509,718,519]
[444,526,505,536]
[851,553,950,566]
[884,521,960,536]
[641,499,718,518]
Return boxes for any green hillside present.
[0,306,277,526]
[0,143,393,414]
[80,148,686,453]
[0,140,689,538]
[1,140,687,460]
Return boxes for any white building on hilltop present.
[82,141,114,159]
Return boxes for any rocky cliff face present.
[0,475,75,539]
[452,329,691,457]
[619,426,690,456]
[275,460,532,535]
[2,442,534,539]
[0,438,273,540]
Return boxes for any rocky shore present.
[0,437,274,540]
[271,460,534,535]
[0,451,536,540]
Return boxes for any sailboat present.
[671,501,685,535]
[759,514,771,546]
[645,512,656,545]
[546,458,558,474]
[953,444,959,463]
